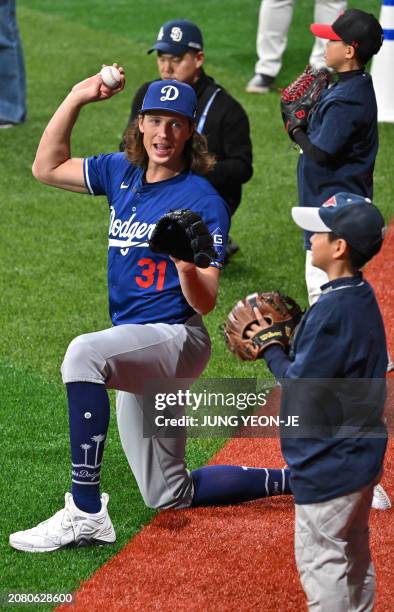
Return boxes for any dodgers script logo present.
[108,207,156,255]
[160,85,179,102]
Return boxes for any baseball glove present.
[280,65,330,139]
[224,291,303,361]
[149,209,217,268]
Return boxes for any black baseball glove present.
[149,209,218,269]
[280,65,330,140]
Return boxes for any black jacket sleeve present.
[206,95,253,189]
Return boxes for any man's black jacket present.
[120,69,253,215]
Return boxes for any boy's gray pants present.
[295,481,376,611]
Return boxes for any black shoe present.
[224,236,240,264]
[246,73,275,93]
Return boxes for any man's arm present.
[172,260,220,315]
[33,68,125,192]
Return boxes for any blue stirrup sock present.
[66,382,110,514]
[191,465,291,506]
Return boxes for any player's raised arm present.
[32,65,125,193]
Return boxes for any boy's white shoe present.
[9,492,116,552]
[371,484,391,511]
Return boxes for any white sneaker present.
[9,492,116,552]
[371,484,391,511]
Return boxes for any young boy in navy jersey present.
[290,9,384,305]
[248,193,388,610]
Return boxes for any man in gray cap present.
[121,19,253,263]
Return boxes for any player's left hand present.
[149,209,217,269]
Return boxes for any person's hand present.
[245,306,270,338]
[71,63,125,106]
[224,292,303,361]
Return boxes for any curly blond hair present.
[123,118,216,175]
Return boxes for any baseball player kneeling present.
[9,68,233,552]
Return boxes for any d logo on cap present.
[160,85,180,102]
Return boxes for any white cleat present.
[371,484,391,511]
[9,492,116,552]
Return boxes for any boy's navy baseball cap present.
[139,79,197,120]
[148,19,203,56]
[292,193,386,259]
[310,9,383,61]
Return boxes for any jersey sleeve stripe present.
[83,158,95,195]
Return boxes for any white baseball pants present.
[255,0,347,77]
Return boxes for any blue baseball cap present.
[139,80,197,121]
[292,192,386,258]
[148,19,203,56]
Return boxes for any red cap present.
[310,23,342,41]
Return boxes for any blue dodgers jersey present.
[83,153,230,325]
[297,73,378,249]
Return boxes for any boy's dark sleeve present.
[262,345,292,379]
[119,82,150,151]
[309,100,362,157]
[293,129,335,164]
[263,304,345,380]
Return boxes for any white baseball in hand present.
[100,65,121,89]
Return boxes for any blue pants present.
[0,0,26,124]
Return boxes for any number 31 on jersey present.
[135,258,167,291]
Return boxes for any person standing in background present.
[246,0,347,93]
[121,19,253,263]
[0,0,26,127]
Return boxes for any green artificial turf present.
[1,0,391,607]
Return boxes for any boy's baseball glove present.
[280,65,330,139]
[224,291,303,361]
